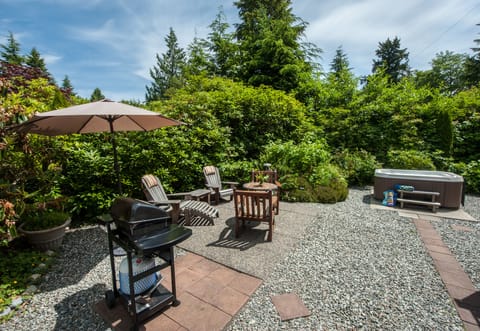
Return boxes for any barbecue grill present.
[103,197,192,330]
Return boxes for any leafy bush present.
[462,160,480,194]
[258,138,348,203]
[259,136,331,175]
[281,164,348,203]
[386,149,436,170]
[332,149,381,186]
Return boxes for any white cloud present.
[43,54,62,65]
[295,0,480,74]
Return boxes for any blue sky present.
[1,0,479,102]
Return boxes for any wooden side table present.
[242,182,277,191]
[187,188,211,204]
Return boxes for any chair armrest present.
[148,199,181,224]
[148,199,182,205]
[166,192,190,198]
[222,181,239,187]
[274,181,282,188]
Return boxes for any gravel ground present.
[226,189,478,331]
[1,188,478,330]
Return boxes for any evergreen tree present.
[436,108,453,156]
[234,0,320,92]
[464,23,480,88]
[330,46,350,76]
[145,28,186,102]
[372,36,410,83]
[325,47,357,108]
[25,47,47,71]
[185,35,210,77]
[207,7,238,77]
[0,31,24,65]
[90,87,105,101]
[61,75,75,95]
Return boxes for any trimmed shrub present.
[280,164,348,203]
[332,149,381,186]
[386,150,436,170]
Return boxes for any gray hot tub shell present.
[373,169,464,209]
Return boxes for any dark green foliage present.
[259,138,331,175]
[25,48,47,72]
[435,108,453,156]
[61,75,74,95]
[90,87,104,101]
[330,46,350,74]
[234,0,319,92]
[320,75,431,160]
[332,149,381,186]
[280,164,348,203]
[386,150,436,170]
[414,51,468,95]
[464,55,480,88]
[259,138,348,203]
[0,32,23,65]
[451,87,480,162]
[146,28,186,102]
[21,210,69,231]
[372,36,410,83]
[206,8,238,78]
[310,163,349,203]
[462,160,480,194]
[161,76,315,159]
[185,36,210,77]
[464,23,480,88]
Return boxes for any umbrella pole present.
[109,119,123,194]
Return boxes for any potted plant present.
[255,173,270,186]
[17,200,71,251]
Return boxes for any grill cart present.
[102,197,192,330]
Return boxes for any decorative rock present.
[23,285,38,295]
[37,263,47,269]
[0,307,11,317]
[45,250,56,256]
[10,297,23,308]
[30,274,42,282]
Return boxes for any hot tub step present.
[396,198,441,212]
[397,190,440,196]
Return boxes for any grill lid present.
[110,197,171,241]
[111,197,170,223]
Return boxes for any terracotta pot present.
[18,218,71,251]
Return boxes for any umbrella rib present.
[127,115,148,131]
[77,115,97,133]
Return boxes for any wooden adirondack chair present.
[141,174,218,225]
[203,166,239,205]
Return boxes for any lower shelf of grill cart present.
[120,284,176,321]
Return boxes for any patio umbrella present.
[13,99,184,194]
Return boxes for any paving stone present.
[271,293,311,321]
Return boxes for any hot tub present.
[373,169,464,209]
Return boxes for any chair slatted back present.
[141,174,168,202]
[203,165,222,188]
[234,189,273,223]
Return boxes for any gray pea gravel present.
[1,188,478,330]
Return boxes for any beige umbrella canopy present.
[14,99,184,193]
